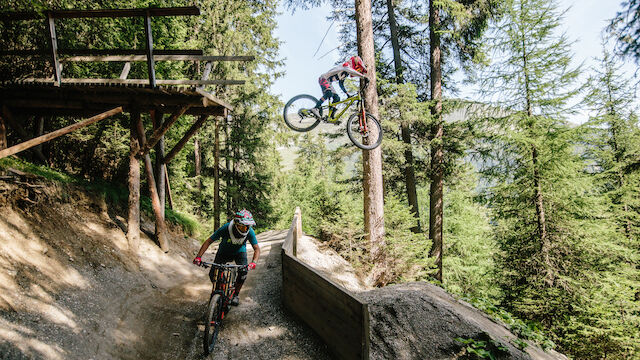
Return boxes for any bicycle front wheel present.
[203,294,223,355]
[346,112,383,150]
[283,94,321,132]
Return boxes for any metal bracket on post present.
[143,9,156,88]
[46,12,61,87]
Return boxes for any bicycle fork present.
[358,100,369,134]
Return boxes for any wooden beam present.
[135,114,169,252]
[119,62,131,79]
[143,10,156,88]
[141,105,190,155]
[1,106,47,163]
[19,78,245,86]
[61,55,255,62]
[46,12,61,86]
[0,107,122,159]
[127,111,141,252]
[0,7,200,21]
[0,49,204,56]
[153,110,166,213]
[162,114,208,164]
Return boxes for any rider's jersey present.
[209,222,258,256]
[320,64,366,83]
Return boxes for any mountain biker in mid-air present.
[311,55,369,121]
[193,209,260,306]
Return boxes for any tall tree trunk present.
[127,112,141,252]
[428,0,444,283]
[355,0,386,286]
[34,116,45,162]
[386,0,420,232]
[214,116,221,229]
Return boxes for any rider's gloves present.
[248,262,256,270]
[193,256,202,266]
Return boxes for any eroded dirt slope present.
[0,175,330,359]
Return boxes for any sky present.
[272,0,638,124]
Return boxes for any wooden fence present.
[281,207,370,360]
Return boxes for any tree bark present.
[127,111,141,252]
[355,0,386,286]
[225,116,232,218]
[194,137,202,190]
[386,0,420,232]
[428,0,444,283]
[214,116,221,229]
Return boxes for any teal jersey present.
[209,222,258,255]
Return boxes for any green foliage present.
[455,336,508,360]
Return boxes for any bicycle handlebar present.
[199,262,249,270]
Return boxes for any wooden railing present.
[281,207,370,360]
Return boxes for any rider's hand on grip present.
[193,256,202,266]
[248,262,256,270]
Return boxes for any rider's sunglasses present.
[236,223,249,232]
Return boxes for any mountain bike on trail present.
[199,261,250,355]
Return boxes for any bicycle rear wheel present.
[203,294,223,355]
[283,94,322,132]
[346,112,383,150]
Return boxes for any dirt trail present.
[0,180,331,359]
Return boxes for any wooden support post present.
[135,114,169,252]
[2,106,47,163]
[0,112,7,150]
[143,10,156,88]
[153,110,166,213]
[214,116,220,229]
[0,107,122,159]
[225,115,232,217]
[127,111,141,252]
[163,114,208,164]
[46,12,61,86]
[164,164,173,210]
[140,105,190,155]
[34,116,45,160]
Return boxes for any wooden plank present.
[282,254,367,360]
[153,110,165,212]
[0,49,204,56]
[0,113,6,150]
[46,13,61,87]
[127,111,141,252]
[61,55,255,62]
[163,114,208,164]
[0,107,122,159]
[164,164,173,210]
[19,78,245,86]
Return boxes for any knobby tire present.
[203,294,223,356]
[283,94,321,132]
[346,112,383,150]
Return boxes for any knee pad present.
[238,269,248,281]
[332,93,340,103]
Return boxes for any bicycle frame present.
[202,262,246,314]
[321,93,361,122]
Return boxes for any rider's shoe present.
[310,107,321,120]
[230,295,240,306]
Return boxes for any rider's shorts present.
[209,251,248,283]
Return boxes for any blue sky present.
[272,1,637,124]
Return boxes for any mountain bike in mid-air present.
[282,79,383,150]
[199,262,249,356]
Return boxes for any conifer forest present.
[1,0,639,358]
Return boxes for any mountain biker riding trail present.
[312,55,369,120]
[193,209,260,306]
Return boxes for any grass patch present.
[1,157,201,237]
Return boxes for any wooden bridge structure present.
[0,6,254,252]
